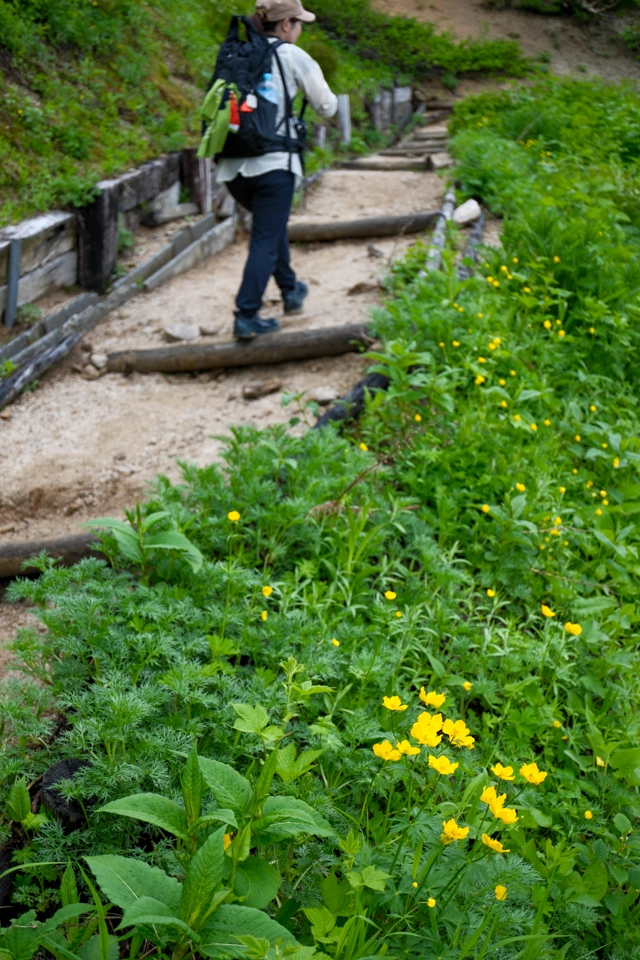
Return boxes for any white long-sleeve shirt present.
[216,38,338,184]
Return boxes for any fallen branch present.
[424,186,457,273]
[0,532,102,579]
[288,212,437,243]
[457,211,486,280]
[107,323,374,375]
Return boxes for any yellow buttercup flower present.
[559,486,566,494]
[373,740,402,761]
[438,342,445,347]
[564,622,582,636]
[544,418,551,426]
[499,378,506,386]
[411,711,443,747]
[462,681,473,692]
[414,413,422,422]
[495,885,507,901]
[428,754,459,775]
[510,370,516,376]
[516,482,526,492]
[481,785,499,806]
[595,508,603,516]
[543,319,552,330]
[514,414,521,422]
[558,330,566,337]
[553,720,561,729]
[359,442,368,451]
[331,638,340,647]
[395,611,402,618]
[575,434,581,442]
[420,688,446,709]
[491,763,515,781]
[482,834,510,853]
[412,881,418,888]
[396,740,421,757]
[262,585,273,597]
[382,695,408,712]
[261,610,268,621]
[227,510,241,522]
[584,810,593,820]
[500,400,508,408]
[541,604,556,618]
[494,805,518,824]
[481,504,490,513]
[452,340,460,347]
[520,761,548,785]
[427,897,436,908]
[523,286,531,293]
[613,457,620,467]
[553,255,560,263]
[590,404,597,412]
[474,375,486,385]
[223,833,233,850]
[443,717,475,749]
[530,423,537,432]
[487,588,496,597]
[384,590,397,600]
[440,818,469,844]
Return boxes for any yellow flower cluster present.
[481,786,518,824]
[420,688,446,708]
[441,818,469,844]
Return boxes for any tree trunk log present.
[107,323,375,375]
[0,532,102,579]
[288,212,437,243]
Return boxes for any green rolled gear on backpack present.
[197,79,239,159]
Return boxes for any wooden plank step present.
[339,157,428,172]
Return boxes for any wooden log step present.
[339,157,427,172]
[379,145,443,156]
[0,532,102,579]
[412,130,448,140]
[288,212,437,243]
[107,323,374,375]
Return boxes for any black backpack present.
[208,15,306,163]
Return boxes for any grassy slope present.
[0,0,524,226]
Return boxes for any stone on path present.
[163,323,201,343]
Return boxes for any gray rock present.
[309,385,339,405]
[199,322,219,337]
[163,323,201,343]
[90,353,108,370]
[82,365,101,381]
[453,199,481,225]
[242,378,282,401]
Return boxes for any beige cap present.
[255,0,316,22]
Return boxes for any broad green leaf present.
[582,861,608,902]
[145,531,204,573]
[198,757,253,816]
[232,703,270,734]
[118,897,196,939]
[97,794,188,839]
[40,904,95,933]
[0,912,39,960]
[199,904,297,958]
[179,827,226,931]
[252,796,334,844]
[60,862,79,908]
[613,812,632,835]
[303,906,336,939]
[194,809,238,830]
[347,865,391,892]
[7,779,31,823]
[84,855,182,913]
[610,748,640,785]
[77,935,119,960]
[234,858,280,909]
[182,746,204,827]
[83,519,142,564]
[275,745,324,784]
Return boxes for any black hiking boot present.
[233,313,281,341]
[283,280,308,315]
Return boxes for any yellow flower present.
[553,720,561,728]
[495,805,518,824]
[262,585,273,597]
[544,418,551,426]
[440,818,469,844]
[491,763,515,781]
[384,590,397,600]
[553,255,560,263]
[514,414,521,422]
[530,423,537,432]
[541,604,555,618]
[477,312,483,318]
[500,400,508,408]
[481,785,499,806]
[499,378,506,386]
[462,681,473,691]
[493,280,500,288]
[584,810,593,820]
[520,762,548,785]
[428,754,459,775]
[600,489,607,497]
[478,356,486,363]
[481,504,490,513]
[452,340,460,347]
[411,711,443,747]
[602,443,608,449]
[516,482,526,492]
[595,508,603,516]
[543,320,552,330]
[500,265,508,273]
[558,329,566,337]
[474,375,486,385]
[482,834,510,853]
[590,404,597,412]
[523,286,531,294]
[373,740,402,761]
[412,882,418,888]
[359,442,368,451]
[510,370,517,377]
[414,413,422,423]
[223,833,233,850]
[261,610,268,621]
[427,897,436,908]
[613,457,620,468]
[382,695,408,712]
[564,622,582,636]
[512,257,519,263]
[443,717,475,749]
[420,688,446,709]
[602,499,609,505]
[559,486,566,494]
[227,510,241,522]
[487,588,496,597]
[495,885,508,901]
[575,434,581,442]
[589,326,595,334]
[554,516,562,526]
[596,756,605,767]
[331,638,340,647]
[395,611,402,618]
[438,342,445,347]
[396,739,421,757]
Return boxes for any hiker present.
[215,0,338,340]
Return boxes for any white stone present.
[90,353,108,370]
[453,199,482,225]
[199,322,219,337]
[163,323,201,343]
[309,385,339,405]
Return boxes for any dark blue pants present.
[226,169,297,318]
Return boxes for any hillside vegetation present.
[0,0,525,226]
[2,75,640,958]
